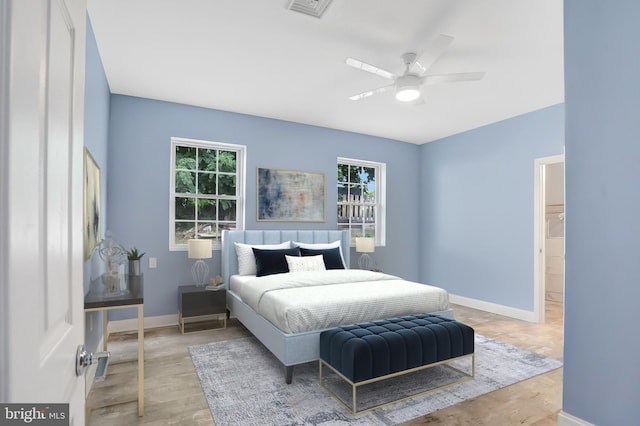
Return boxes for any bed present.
[221,229,454,383]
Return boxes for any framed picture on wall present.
[84,148,101,259]
[257,167,325,222]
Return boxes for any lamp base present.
[191,259,209,287]
[358,253,373,270]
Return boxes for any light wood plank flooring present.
[87,302,563,425]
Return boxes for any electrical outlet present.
[149,257,157,269]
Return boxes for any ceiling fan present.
[346,34,484,103]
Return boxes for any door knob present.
[76,344,110,380]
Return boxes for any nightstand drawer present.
[178,285,227,333]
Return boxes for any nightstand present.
[178,285,227,333]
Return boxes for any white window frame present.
[337,157,386,246]
[170,137,246,250]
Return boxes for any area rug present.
[189,335,562,425]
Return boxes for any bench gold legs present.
[319,353,475,415]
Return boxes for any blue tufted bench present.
[319,314,475,414]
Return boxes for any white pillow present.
[293,240,341,250]
[292,240,346,268]
[234,241,291,275]
[285,254,326,273]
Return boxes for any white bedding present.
[229,274,258,294]
[234,269,449,333]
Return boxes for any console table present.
[84,274,144,416]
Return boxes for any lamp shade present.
[188,239,212,259]
[355,237,375,253]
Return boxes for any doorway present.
[544,162,565,306]
[534,154,565,323]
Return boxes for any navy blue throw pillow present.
[252,247,301,277]
[300,247,345,269]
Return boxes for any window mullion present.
[194,148,199,230]
[217,149,221,233]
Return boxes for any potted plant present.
[127,247,145,276]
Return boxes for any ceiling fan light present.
[396,86,420,102]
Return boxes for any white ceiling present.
[87,0,564,145]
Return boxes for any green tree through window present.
[171,138,245,249]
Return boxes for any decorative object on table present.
[126,247,145,276]
[84,148,101,259]
[95,231,128,296]
[355,237,375,270]
[188,238,212,286]
[257,167,325,222]
[206,275,224,291]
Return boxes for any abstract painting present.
[257,168,325,221]
[84,148,101,259]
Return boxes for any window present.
[170,137,246,249]
[337,157,386,246]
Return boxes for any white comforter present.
[236,269,449,333]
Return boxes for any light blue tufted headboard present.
[221,230,350,288]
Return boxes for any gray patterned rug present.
[189,335,562,425]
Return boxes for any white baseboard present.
[558,411,595,426]
[449,294,536,322]
[107,313,179,334]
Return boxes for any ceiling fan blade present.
[346,58,396,80]
[423,72,485,85]
[413,34,455,75]
[348,84,394,101]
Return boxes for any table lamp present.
[188,239,212,286]
[355,237,375,270]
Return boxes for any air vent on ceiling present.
[287,0,332,18]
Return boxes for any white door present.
[1,0,87,423]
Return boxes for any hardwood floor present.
[86,302,563,425]
[401,301,564,426]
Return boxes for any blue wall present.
[418,104,564,311]
[106,95,421,319]
[83,15,111,351]
[104,95,565,321]
[563,0,640,424]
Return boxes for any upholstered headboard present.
[221,230,350,288]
